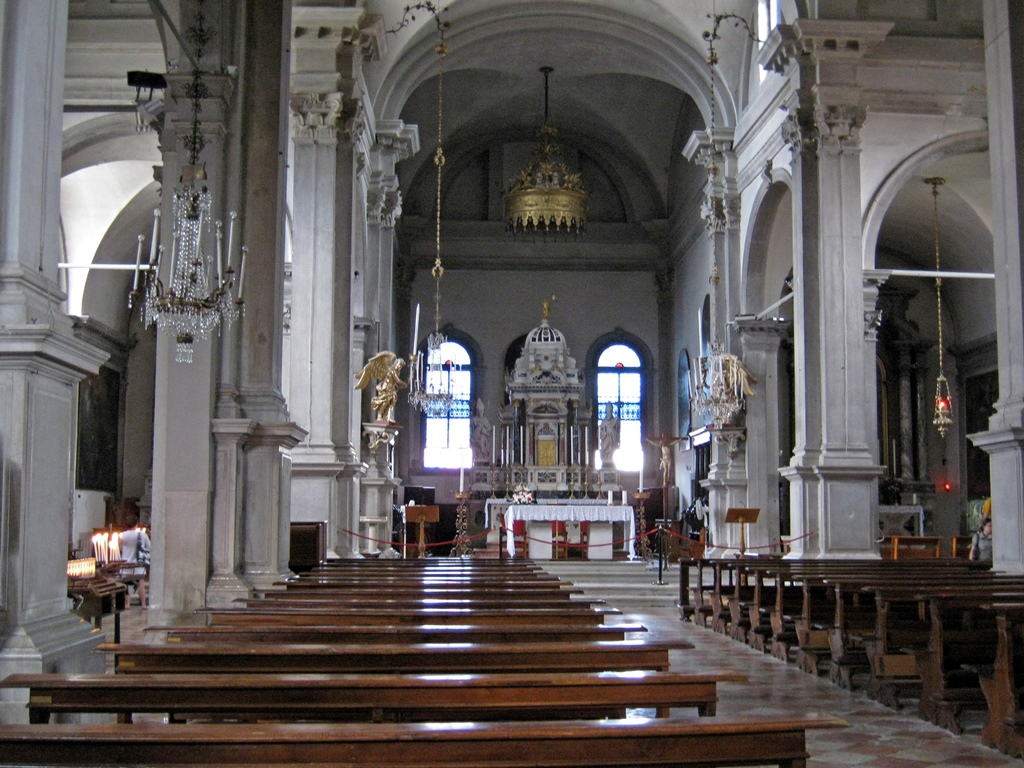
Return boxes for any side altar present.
[471,301,620,496]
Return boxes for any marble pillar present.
[767,20,889,558]
[970,1,1024,573]
[0,0,111,723]
[235,0,306,588]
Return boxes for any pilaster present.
[736,318,790,554]
[206,419,256,607]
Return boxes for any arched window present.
[422,340,473,469]
[596,343,643,471]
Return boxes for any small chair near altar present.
[554,521,589,560]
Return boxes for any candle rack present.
[633,491,652,562]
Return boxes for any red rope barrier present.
[656,525,816,553]
[340,527,495,551]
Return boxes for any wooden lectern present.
[724,507,760,557]
[406,505,439,559]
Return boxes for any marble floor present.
[113,563,1022,767]
[542,560,1022,767]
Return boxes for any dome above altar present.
[508,308,583,395]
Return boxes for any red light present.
[944,480,952,492]
[937,398,950,412]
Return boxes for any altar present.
[500,502,636,560]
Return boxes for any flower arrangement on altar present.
[511,483,535,504]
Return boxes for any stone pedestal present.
[359,423,401,556]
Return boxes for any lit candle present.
[132,234,144,291]
[412,303,420,357]
[237,245,248,301]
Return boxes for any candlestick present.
[215,220,224,284]
[131,234,144,291]
[237,246,248,301]
[412,303,420,357]
[147,208,160,265]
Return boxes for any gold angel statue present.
[354,351,407,423]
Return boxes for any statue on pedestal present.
[599,403,620,467]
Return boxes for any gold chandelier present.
[927,177,953,438]
[408,6,458,418]
[131,0,243,363]
[504,67,588,236]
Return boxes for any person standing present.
[119,513,151,606]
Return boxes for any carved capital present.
[290,92,342,142]
[814,104,867,152]
[781,111,818,154]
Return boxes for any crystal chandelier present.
[408,12,457,418]
[927,177,953,438]
[131,0,243,363]
[504,67,588,236]
[690,12,747,430]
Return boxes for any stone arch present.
[743,172,794,317]
[862,130,989,268]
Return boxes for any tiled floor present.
[115,566,1023,766]
[544,560,1023,767]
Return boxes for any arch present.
[862,130,989,268]
[62,113,161,177]
[743,173,794,316]
[373,3,733,131]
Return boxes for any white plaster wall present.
[71,490,107,558]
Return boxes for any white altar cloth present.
[503,504,636,559]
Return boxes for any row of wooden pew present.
[0,557,845,766]
[679,554,1024,758]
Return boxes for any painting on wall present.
[77,366,121,493]
[677,349,691,437]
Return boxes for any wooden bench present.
[241,593,604,609]
[1,669,746,723]
[151,621,651,645]
[100,640,673,674]
[200,604,618,627]
[977,603,1024,756]
[0,714,847,766]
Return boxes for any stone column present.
[234,0,307,588]
[737,318,789,553]
[143,67,235,617]
[766,20,889,558]
[289,5,385,559]
[971,1,1024,573]
[0,1,112,722]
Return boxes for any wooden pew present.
[151,621,650,645]
[100,640,673,674]
[240,593,604,610]
[199,604,618,627]
[1,669,747,723]
[0,714,847,767]
[977,603,1024,756]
